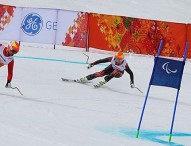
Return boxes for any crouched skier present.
[0,41,20,88]
[77,52,135,88]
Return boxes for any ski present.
[61,78,143,92]
[93,85,102,88]
[61,77,92,84]
[61,77,98,90]
[61,78,77,83]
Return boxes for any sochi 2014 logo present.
[21,13,43,36]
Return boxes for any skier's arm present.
[125,64,134,84]
[92,57,112,65]
[87,57,112,69]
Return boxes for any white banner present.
[0,6,22,41]
[56,10,88,48]
[56,10,78,45]
[20,8,57,44]
[0,5,88,48]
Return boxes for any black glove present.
[5,80,12,88]
[130,81,135,88]
[87,63,94,69]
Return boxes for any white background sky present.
[0,0,191,146]
[1,0,191,23]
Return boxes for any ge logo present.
[21,13,43,36]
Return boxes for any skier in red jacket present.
[77,52,135,88]
[0,41,20,88]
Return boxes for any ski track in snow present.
[0,46,191,146]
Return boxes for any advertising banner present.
[187,24,191,58]
[0,5,22,41]
[20,8,57,44]
[88,13,187,58]
[56,10,88,48]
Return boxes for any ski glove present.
[5,80,12,88]
[130,81,135,88]
[87,63,94,69]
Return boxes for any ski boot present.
[76,77,88,83]
[94,80,107,88]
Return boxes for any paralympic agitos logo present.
[21,13,43,36]
[162,62,177,74]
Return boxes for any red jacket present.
[0,44,14,81]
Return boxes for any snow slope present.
[0,44,191,146]
[0,0,191,145]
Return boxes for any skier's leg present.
[104,69,123,82]
[94,70,123,88]
[77,65,113,83]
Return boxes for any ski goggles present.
[114,58,123,64]
[8,44,18,55]
[11,49,18,54]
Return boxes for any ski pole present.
[135,86,143,94]
[83,53,89,64]
[11,87,23,96]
